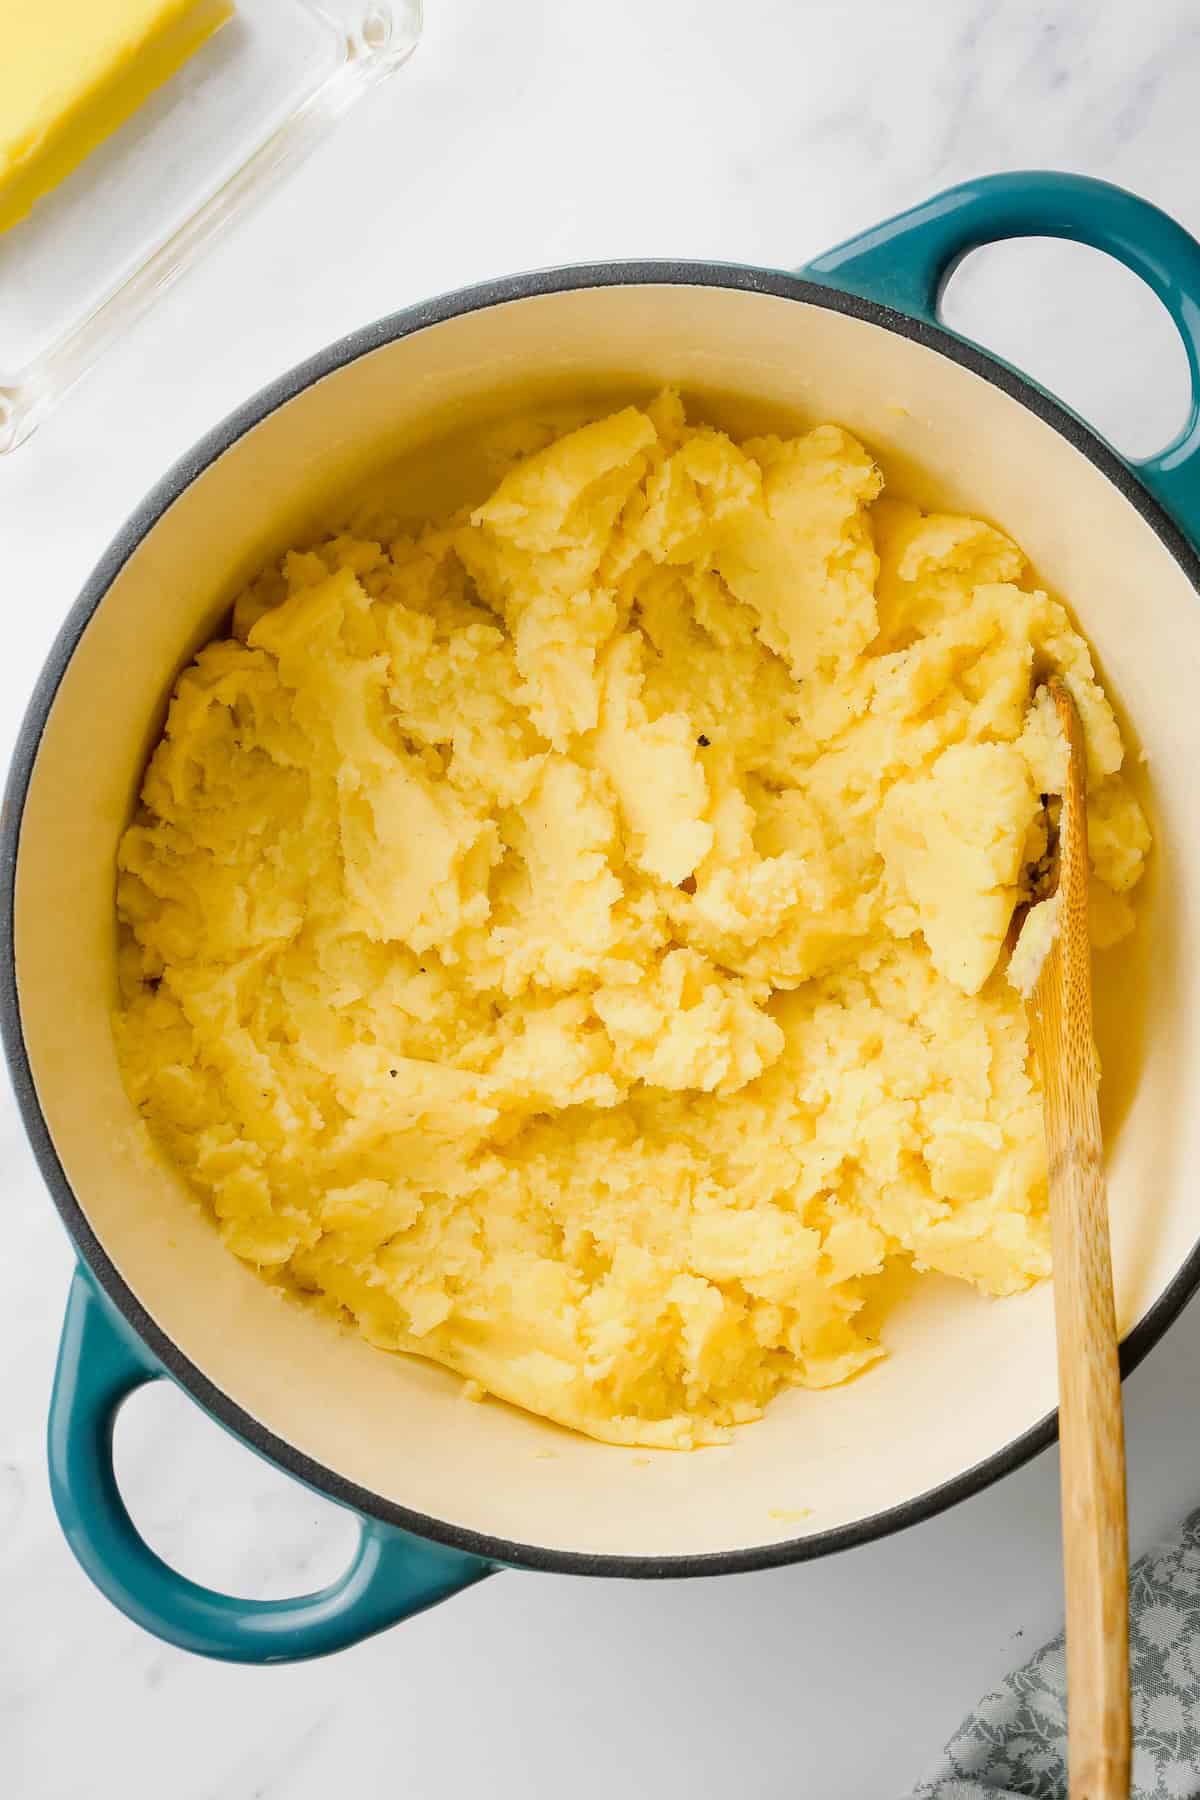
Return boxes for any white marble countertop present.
[4,2,1200,1794]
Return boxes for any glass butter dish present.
[0,0,423,453]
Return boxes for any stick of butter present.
[0,0,234,235]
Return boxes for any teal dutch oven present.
[6,171,1200,1663]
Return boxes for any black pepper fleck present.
[697,734,710,747]
[389,1069,398,1078]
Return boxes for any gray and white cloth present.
[911,1507,1200,1799]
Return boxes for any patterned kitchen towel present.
[910,1505,1200,1799]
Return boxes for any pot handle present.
[802,170,1200,539]
[48,1267,493,1663]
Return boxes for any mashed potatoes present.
[115,392,1151,1448]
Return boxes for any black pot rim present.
[5,258,1199,1582]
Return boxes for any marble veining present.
[3,1,1200,1795]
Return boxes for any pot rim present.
[5,258,1199,1580]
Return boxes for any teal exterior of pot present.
[802,170,1200,539]
[49,1270,494,1663]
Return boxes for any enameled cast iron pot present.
[7,171,1200,1664]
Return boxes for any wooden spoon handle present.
[1034,680,1130,1799]
[1045,1072,1130,1798]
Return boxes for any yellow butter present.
[114,394,1151,1449]
[0,0,232,234]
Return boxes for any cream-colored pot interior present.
[16,281,1200,1563]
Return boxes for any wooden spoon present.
[1026,677,1130,1800]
